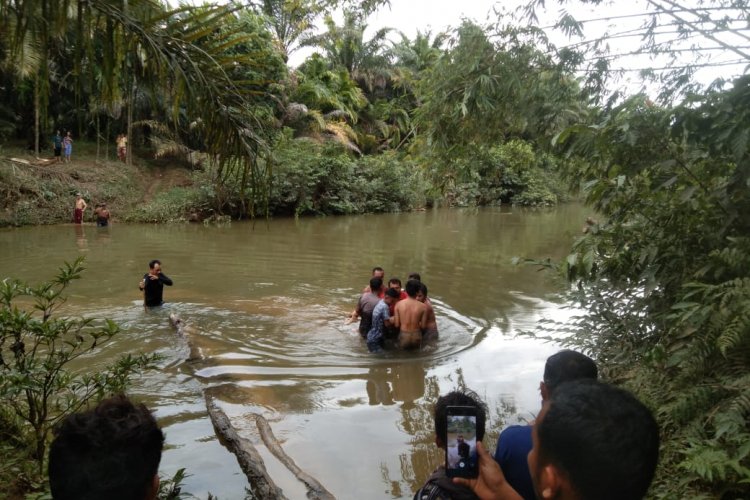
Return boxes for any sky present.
[288,0,748,98]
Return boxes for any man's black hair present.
[408,272,421,281]
[385,287,400,299]
[372,266,384,275]
[434,389,487,444]
[49,394,165,500]
[537,380,659,500]
[543,349,598,391]
[405,279,421,298]
[388,277,402,287]
[369,277,383,291]
[419,282,428,296]
[148,259,161,269]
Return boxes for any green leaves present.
[0,260,157,479]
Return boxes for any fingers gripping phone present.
[445,406,482,478]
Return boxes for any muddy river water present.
[0,204,588,499]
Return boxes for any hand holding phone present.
[445,406,482,479]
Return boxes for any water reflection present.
[0,205,589,499]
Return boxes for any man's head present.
[433,389,487,449]
[388,278,402,291]
[527,380,659,500]
[408,272,421,282]
[541,350,598,402]
[371,267,385,280]
[416,282,428,302]
[49,395,165,500]
[369,277,383,293]
[405,279,421,298]
[384,287,400,304]
[148,260,162,275]
[76,193,82,199]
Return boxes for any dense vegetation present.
[1,0,749,498]
[0,0,576,225]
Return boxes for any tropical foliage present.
[0,258,157,491]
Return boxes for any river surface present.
[0,205,588,499]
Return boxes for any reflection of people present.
[366,366,395,406]
[73,193,87,224]
[367,287,399,353]
[414,389,487,500]
[494,350,598,500]
[393,279,427,349]
[94,203,111,227]
[454,380,659,500]
[139,259,173,307]
[49,395,165,500]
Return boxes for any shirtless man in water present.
[417,282,438,341]
[393,279,427,349]
[73,193,87,224]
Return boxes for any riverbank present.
[0,141,193,227]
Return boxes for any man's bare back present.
[394,297,427,348]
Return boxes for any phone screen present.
[445,406,480,478]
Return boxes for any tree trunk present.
[34,77,40,156]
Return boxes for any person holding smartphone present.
[139,259,173,307]
[414,389,488,500]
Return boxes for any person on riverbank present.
[493,350,598,500]
[63,131,73,163]
[48,394,165,500]
[417,282,438,341]
[73,193,87,224]
[117,133,128,163]
[414,389,487,500]
[394,279,428,349]
[139,259,173,307]
[93,203,111,227]
[367,287,399,353]
[454,380,659,500]
[52,130,63,163]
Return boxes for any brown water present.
[0,205,588,499]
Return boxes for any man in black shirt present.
[139,259,173,307]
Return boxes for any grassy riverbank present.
[0,141,193,227]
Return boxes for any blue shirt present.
[494,425,535,500]
[367,299,390,344]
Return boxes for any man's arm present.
[452,442,523,500]
[419,306,428,330]
[159,274,173,286]
[393,303,401,329]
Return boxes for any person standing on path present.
[73,193,87,224]
[139,259,173,307]
[52,130,63,162]
[63,131,73,162]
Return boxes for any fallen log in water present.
[253,414,336,500]
[204,390,287,500]
[168,313,204,361]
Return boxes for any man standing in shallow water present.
[73,193,87,224]
[394,279,428,349]
[139,259,173,307]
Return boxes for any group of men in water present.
[347,267,438,353]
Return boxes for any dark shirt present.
[413,466,478,500]
[142,273,173,307]
[356,292,381,338]
[494,425,535,500]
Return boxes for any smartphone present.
[445,406,481,478]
